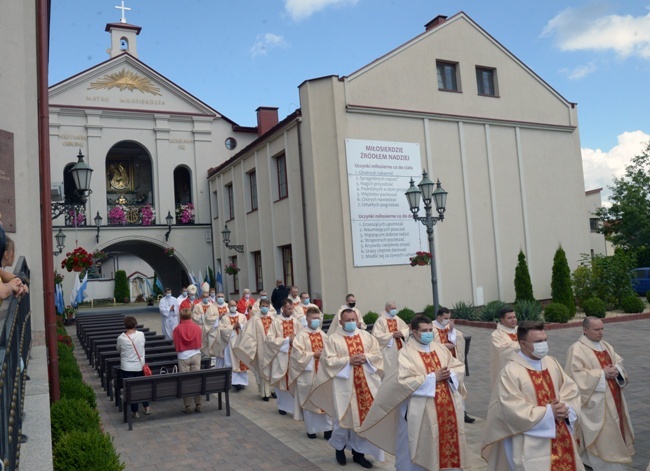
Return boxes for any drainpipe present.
[37,0,60,401]
[296,118,311,294]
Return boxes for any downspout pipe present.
[37,0,60,401]
[296,117,311,294]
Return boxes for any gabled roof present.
[49,52,242,125]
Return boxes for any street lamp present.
[164,211,174,241]
[221,224,244,253]
[94,211,103,243]
[405,170,448,315]
[53,228,66,256]
[51,150,94,219]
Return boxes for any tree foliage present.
[514,250,534,302]
[596,140,650,266]
[114,270,129,303]
[551,245,575,315]
[571,252,636,308]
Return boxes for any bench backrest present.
[125,368,232,403]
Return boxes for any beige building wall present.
[0,1,44,331]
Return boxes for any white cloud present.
[582,130,650,202]
[542,7,650,59]
[250,33,288,58]
[284,0,359,21]
[566,62,597,80]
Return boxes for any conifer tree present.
[551,245,576,315]
[514,250,535,302]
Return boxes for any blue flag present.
[216,265,223,293]
[74,272,88,307]
[55,283,65,314]
[145,278,154,296]
[155,275,164,293]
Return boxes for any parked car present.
[631,267,650,296]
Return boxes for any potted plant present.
[61,247,93,272]
[54,270,65,285]
[108,205,127,225]
[225,263,240,275]
[163,247,175,257]
[64,305,76,325]
[176,203,195,224]
[92,249,107,261]
[66,207,86,226]
[146,295,154,306]
[409,251,432,267]
[140,204,156,226]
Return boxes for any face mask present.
[418,332,434,345]
[440,319,450,326]
[348,302,356,308]
[261,295,267,300]
[388,308,397,317]
[210,294,216,300]
[531,341,549,359]
[189,295,196,301]
[343,321,357,333]
[229,306,237,314]
[302,298,310,305]
[217,297,224,305]
[182,292,187,297]
[310,319,321,330]
[165,293,171,298]
[245,294,250,299]
[260,307,269,315]
[202,298,209,305]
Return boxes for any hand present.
[392,331,403,339]
[604,365,618,380]
[435,367,451,381]
[313,351,322,359]
[350,354,366,366]
[357,321,363,328]
[445,343,455,350]
[550,399,569,420]
[9,277,23,295]
[170,306,175,311]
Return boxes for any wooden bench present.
[123,367,232,430]
[80,325,147,351]
[114,357,212,409]
[87,332,160,366]
[92,336,169,369]
[98,345,176,388]
[105,351,183,397]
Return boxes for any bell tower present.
[105,1,141,58]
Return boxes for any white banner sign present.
[345,139,426,267]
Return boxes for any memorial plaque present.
[345,139,426,267]
[0,130,16,232]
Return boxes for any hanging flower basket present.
[225,263,240,275]
[409,251,432,267]
[140,204,156,226]
[163,247,175,257]
[61,247,93,272]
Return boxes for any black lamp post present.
[94,211,103,243]
[405,170,448,315]
[53,228,66,256]
[51,150,94,219]
[164,211,174,241]
[221,224,244,253]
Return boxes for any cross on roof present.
[115,1,131,24]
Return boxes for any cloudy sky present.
[49,0,650,202]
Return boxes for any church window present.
[226,183,234,220]
[436,60,460,92]
[253,251,263,293]
[589,218,600,233]
[275,153,288,200]
[280,245,293,288]
[248,171,258,211]
[120,37,129,51]
[225,137,237,150]
[476,66,498,96]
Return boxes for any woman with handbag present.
[116,316,152,418]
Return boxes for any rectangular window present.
[212,190,218,219]
[589,218,600,233]
[249,171,258,211]
[226,184,234,220]
[436,61,459,91]
[253,251,263,293]
[476,67,497,96]
[230,255,239,294]
[281,245,293,287]
[276,153,288,200]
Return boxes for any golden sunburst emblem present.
[88,68,162,96]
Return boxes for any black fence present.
[0,257,31,471]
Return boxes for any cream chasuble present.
[565,335,634,468]
[327,306,367,335]
[233,314,275,380]
[289,327,329,415]
[250,300,276,317]
[371,314,410,374]
[489,323,519,389]
[212,312,247,373]
[264,316,302,391]
[360,338,468,471]
[482,353,584,471]
[191,302,222,356]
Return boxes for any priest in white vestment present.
[232,298,275,400]
[565,317,634,470]
[159,287,179,340]
[264,299,303,415]
[292,291,319,328]
[489,306,519,389]
[250,291,276,317]
[212,299,248,390]
[327,293,367,335]
[191,284,222,356]
[371,301,409,375]
[482,320,584,471]
[289,307,333,439]
[309,309,384,468]
[361,315,469,471]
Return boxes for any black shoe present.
[234,384,244,391]
[352,451,372,469]
[262,396,269,402]
[278,409,287,415]
[464,412,475,423]
[335,448,347,465]
[271,391,277,399]
[307,433,317,439]
[324,430,332,440]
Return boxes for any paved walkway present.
[74,310,649,471]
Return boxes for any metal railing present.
[0,257,31,471]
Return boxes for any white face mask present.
[531,341,549,359]
[440,319,450,326]
[229,306,237,314]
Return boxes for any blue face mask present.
[260,307,269,315]
[202,298,209,305]
[217,297,224,305]
[418,332,434,344]
[310,319,321,330]
[343,321,357,333]
[260,295,267,300]
[389,308,397,316]
[165,293,171,298]
[303,298,310,305]
[189,295,196,301]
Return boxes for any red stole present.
[282,320,296,389]
[436,327,457,358]
[217,305,228,316]
[526,369,577,471]
[228,316,248,372]
[308,332,324,374]
[593,349,625,437]
[343,334,374,425]
[507,332,518,341]
[260,316,273,335]
[419,351,461,469]
[386,318,403,350]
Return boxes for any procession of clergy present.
[159,282,636,471]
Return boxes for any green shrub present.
[620,295,645,313]
[397,307,416,324]
[647,291,650,303]
[114,270,129,303]
[58,342,74,360]
[60,377,97,409]
[53,430,124,471]
[50,398,100,445]
[571,252,636,308]
[582,297,606,318]
[322,313,335,320]
[423,304,435,319]
[58,353,82,380]
[514,299,543,321]
[363,311,379,325]
[479,300,508,322]
[544,302,571,323]
[514,250,535,302]
[551,246,576,315]
[451,301,476,320]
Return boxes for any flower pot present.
[73,266,83,272]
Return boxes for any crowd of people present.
[115,281,637,471]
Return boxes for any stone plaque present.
[0,129,16,232]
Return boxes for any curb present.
[454,311,650,330]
